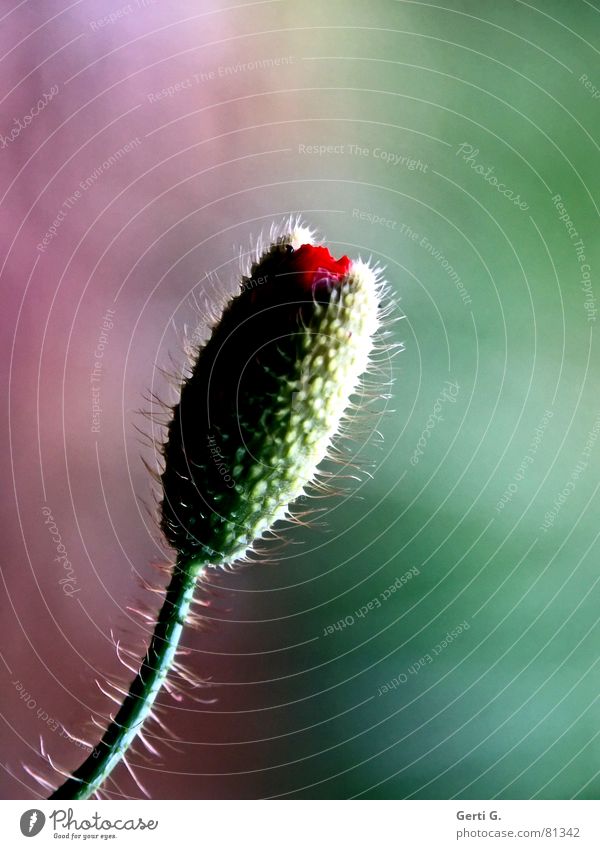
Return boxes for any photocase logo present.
[20,810,46,837]
[18,807,158,839]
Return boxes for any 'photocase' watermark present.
[456,143,529,211]
[1,85,59,151]
[42,506,79,596]
[409,380,460,466]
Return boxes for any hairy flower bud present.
[160,223,384,565]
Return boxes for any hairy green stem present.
[50,558,201,800]
[47,227,384,799]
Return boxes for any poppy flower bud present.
[160,222,384,566]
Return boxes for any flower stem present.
[49,558,201,800]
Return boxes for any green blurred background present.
[2,0,599,799]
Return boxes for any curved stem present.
[50,558,201,800]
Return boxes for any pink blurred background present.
[1,0,351,799]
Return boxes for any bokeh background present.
[1,0,600,800]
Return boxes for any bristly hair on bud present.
[46,217,395,801]
[160,216,387,567]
